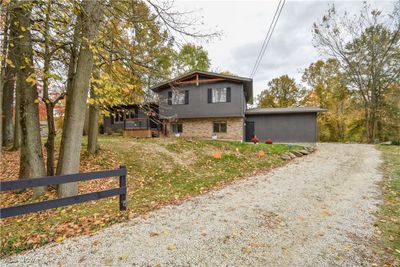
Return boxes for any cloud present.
[175,0,397,97]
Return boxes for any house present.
[104,70,325,143]
[103,103,162,137]
[151,70,253,140]
[150,70,326,143]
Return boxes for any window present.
[213,122,227,133]
[213,88,227,102]
[113,111,124,123]
[172,91,185,105]
[208,87,231,103]
[168,90,189,105]
[171,123,183,133]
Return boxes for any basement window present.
[213,122,227,133]
[172,123,183,133]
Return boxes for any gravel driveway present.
[2,143,383,266]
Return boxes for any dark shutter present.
[167,91,172,105]
[110,115,114,124]
[208,88,212,103]
[184,90,189,104]
[226,87,231,102]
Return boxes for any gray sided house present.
[151,71,253,140]
[151,71,326,142]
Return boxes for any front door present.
[245,121,255,142]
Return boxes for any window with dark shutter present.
[171,90,185,105]
[210,88,228,103]
[208,88,212,103]
[167,91,172,105]
[184,90,189,104]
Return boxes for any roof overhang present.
[245,107,327,115]
[150,70,253,104]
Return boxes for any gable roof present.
[150,70,253,104]
[245,107,327,115]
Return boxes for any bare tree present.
[313,3,400,143]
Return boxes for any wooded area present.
[0,0,213,198]
[258,3,400,143]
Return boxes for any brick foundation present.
[166,117,244,140]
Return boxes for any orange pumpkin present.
[213,152,222,159]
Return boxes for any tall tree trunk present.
[45,105,56,176]
[12,85,21,150]
[42,0,56,176]
[0,9,9,158]
[0,76,2,159]
[1,7,14,147]
[2,63,14,147]
[83,107,89,136]
[57,0,103,197]
[19,144,30,179]
[87,85,99,154]
[56,3,81,176]
[13,1,46,196]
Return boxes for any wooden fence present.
[0,166,127,219]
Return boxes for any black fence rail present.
[0,166,127,219]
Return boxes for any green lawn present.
[1,136,302,256]
[376,145,400,263]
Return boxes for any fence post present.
[119,165,127,211]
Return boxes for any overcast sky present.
[174,0,396,98]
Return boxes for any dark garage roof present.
[246,107,327,115]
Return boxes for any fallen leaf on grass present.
[55,236,64,243]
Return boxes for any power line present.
[250,0,286,78]
[250,0,282,77]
